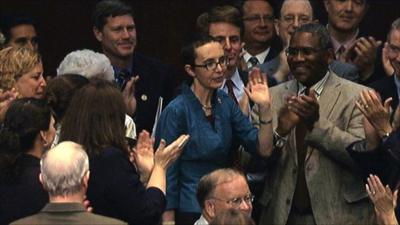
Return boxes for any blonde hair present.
[0,46,41,91]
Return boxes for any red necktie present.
[225,79,238,105]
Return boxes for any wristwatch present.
[273,130,287,148]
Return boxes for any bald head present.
[276,0,315,47]
[40,141,89,197]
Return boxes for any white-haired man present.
[11,141,127,225]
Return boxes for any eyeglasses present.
[193,56,228,71]
[285,47,326,57]
[210,194,254,208]
[243,15,274,23]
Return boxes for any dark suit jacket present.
[259,56,359,85]
[253,72,374,225]
[87,146,166,225]
[0,154,48,225]
[11,203,127,225]
[131,53,177,133]
[369,74,399,111]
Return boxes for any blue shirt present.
[155,84,259,213]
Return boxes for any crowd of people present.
[0,0,399,225]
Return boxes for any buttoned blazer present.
[253,72,374,225]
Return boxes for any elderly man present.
[0,15,38,51]
[260,0,359,84]
[92,0,177,133]
[324,0,381,84]
[195,169,253,225]
[239,0,281,69]
[254,23,373,225]
[11,141,126,225]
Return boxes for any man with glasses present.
[239,0,281,70]
[253,23,373,225]
[260,0,359,84]
[195,169,253,225]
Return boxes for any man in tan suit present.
[253,23,374,225]
[11,142,127,225]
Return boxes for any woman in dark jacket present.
[60,79,189,225]
[0,98,56,224]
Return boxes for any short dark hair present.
[234,0,275,17]
[0,98,51,177]
[196,168,245,209]
[60,78,127,156]
[45,74,89,122]
[0,15,36,44]
[292,23,332,50]
[181,34,217,66]
[196,5,244,37]
[92,0,134,31]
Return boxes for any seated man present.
[195,169,253,225]
[11,141,127,225]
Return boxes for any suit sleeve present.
[305,102,364,168]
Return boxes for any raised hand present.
[356,90,392,138]
[382,42,395,76]
[345,37,382,80]
[366,174,399,225]
[276,95,301,136]
[131,130,155,183]
[154,134,190,169]
[122,76,139,116]
[287,89,319,128]
[244,67,271,108]
[0,88,18,122]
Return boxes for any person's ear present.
[274,19,280,37]
[326,48,335,64]
[82,171,90,189]
[204,200,216,219]
[93,27,103,42]
[39,131,49,147]
[185,64,196,78]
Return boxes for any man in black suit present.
[92,0,177,133]
[11,141,127,225]
[239,0,281,70]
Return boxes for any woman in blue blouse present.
[157,35,273,225]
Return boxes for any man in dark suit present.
[253,23,373,225]
[92,0,177,133]
[11,141,127,225]
[324,0,382,84]
[259,0,359,84]
[238,0,281,70]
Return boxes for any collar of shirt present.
[194,215,209,225]
[221,68,245,99]
[297,71,330,100]
[243,47,270,66]
[113,65,133,77]
[328,24,359,55]
[394,74,400,101]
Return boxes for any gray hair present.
[292,23,332,50]
[40,141,89,197]
[57,49,114,81]
[388,18,400,42]
[196,168,246,209]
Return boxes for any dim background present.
[1,0,399,82]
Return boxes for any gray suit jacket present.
[11,203,127,225]
[253,72,374,225]
[259,56,359,83]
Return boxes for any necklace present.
[202,104,212,110]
